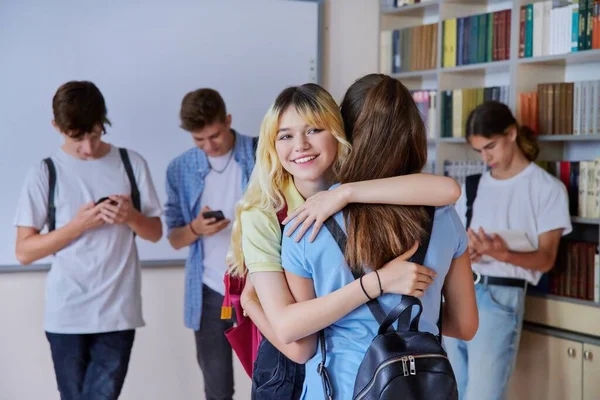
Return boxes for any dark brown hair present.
[339,74,430,272]
[52,81,111,139]
[466,101,539,161]
[179,88,227,132]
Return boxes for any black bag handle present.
[378,295,423,335]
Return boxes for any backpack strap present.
[252,137,259,157]
[397,206,436,332]
[43,158,57,232]
[323,217,387,325]
[118,148,141,212]
[465,174,482,229]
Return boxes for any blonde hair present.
[227,84,350,276]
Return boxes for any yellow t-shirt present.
[240,181,305,273]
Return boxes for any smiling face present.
[469,128,518,171]
[274,106,338,188]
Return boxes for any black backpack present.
[43,148,141,232]
[321,206,458,400]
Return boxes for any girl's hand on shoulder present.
[282,185,351,243]
[377,242,438,297]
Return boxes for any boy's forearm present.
[167,224,199,249]
[16,225,80,265]
[127,212,162,242]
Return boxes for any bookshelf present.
[379,0,600,340]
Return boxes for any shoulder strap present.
[252,137,259,157]
[43,158,57,232]
[323,218,387,325]
[465,174,482,229]
[118,148,141,212]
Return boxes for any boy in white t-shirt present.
[446,101,572,400]
[14,81,163,400]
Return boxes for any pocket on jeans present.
[252,340,285,394]
[486,285,523,315]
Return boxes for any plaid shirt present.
[165,131,256,329]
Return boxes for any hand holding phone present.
[202,210,225,222]
[189,206,230,237]
[96,196,118,206]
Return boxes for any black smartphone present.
[202,210,225,221]
[96,197,118,206]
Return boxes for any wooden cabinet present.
[583,343,600,400]
[509,329,600,400]
[509,330,582,400]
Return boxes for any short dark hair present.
[52,81,111,139]
[179,88,227,132]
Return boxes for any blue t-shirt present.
[281,205,468,400]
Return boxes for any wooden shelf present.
[391,69,437,80]
[536,134,600,142]
[381,0,440,16]
[524,293,600,337]
[440,60,510,74]
[438,137,466,143]
[517,49,600,67]
[571,217,600,225]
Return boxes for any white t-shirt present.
[13,145,163,334]
[200,150,242,295]
[455,162,572,285]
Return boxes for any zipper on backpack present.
[355,354,449,400]
[408,355,416,375]
[401,356,409,376]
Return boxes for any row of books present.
[380,24,438,74]
[537,160,600,219]
[442,160,488,187]
[381,0,435,9]
[519,1,600,58]
[519,80,600,136]
[440,86,510,138]
[546,240,600,302]
[412,90,437,140]
[442,10,512,68]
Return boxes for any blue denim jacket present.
[165,131,256,329]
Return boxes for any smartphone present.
[96,196,118,206]
[202,210,225,221]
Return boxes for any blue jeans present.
[194,285,234,400]
[445,284,526,400]
[251,339,305,400]
[45,330,135,400]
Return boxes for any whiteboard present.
[0,0,320,268]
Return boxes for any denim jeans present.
[194,284,235,400]
[45,330,135,400]
[445,283,526,400]
[251,338,305,400]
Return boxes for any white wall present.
[322,0,379,101]
[0,268,252,400]
[0,1,379,399]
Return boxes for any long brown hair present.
[465,101,539,161]
[339,74,430,272]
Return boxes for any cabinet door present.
[509,330,582,400]
[583,343,600,400]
